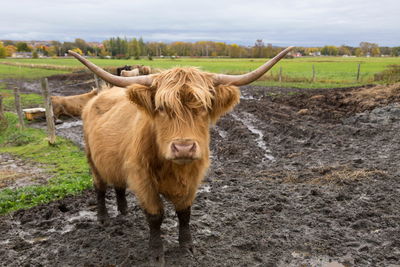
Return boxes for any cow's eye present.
[157,107,166,115]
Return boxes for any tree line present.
[1,38,399,59]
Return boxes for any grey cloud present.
[0,0,399,46]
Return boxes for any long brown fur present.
[83,67,240,213]
[51,89,98,118]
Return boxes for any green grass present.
[1,56,400,88]
[0,83,45,111]
[0,113,91,214]
[0,64,69,79]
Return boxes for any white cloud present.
[1,0,399,46]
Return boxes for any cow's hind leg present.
[88,154,109,224]
[115,187,127,215]
[94,179,109,224]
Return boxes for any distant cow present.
[120,68,140,77]
[116,65,132,76]
[69,47,293,265]
[51,89,98,119]
[120,65,154,77]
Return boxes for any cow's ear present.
[126,84,155,116]
[210,85,240,123]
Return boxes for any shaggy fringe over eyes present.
[152,67,215,121]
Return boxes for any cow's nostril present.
[171,143,178,152]
[190,143,196,152]
[172,142,196,154]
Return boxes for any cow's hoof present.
[180,243,195,256]
[118,208,127,216]
[149,253,165,267]
[97,213,110,225]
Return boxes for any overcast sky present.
[1,0,399,46]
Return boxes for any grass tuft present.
[0,113,91,214]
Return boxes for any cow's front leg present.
[131,175,165,266]
[145,211,164,266]
[115,187,127,215]
[176,206,194,254]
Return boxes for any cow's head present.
[125,67,241,163]
[50,96,63,119]
[68,47,293,163]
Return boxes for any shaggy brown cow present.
[68,47,293,265]
[116,65,132,76]
[121,65,154,77]
[120,68,140,77]
[51,89,98,119]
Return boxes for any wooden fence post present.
[94,74,100,91]
[13,87,25,129]
[312,64,316,82]
[0,95,7,131]
[279,67,282,83]
[0,95,4,118]
[356,63,361,82]
[41,78,56,145]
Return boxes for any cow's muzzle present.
[170,139,198,163]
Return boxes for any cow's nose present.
[171,141,196,157]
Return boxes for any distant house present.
[12,52,33,58]
[310,51,321,56]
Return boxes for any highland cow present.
[68,47,293,265]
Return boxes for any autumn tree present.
[128,38,141,59]
[2,40,15,46]
[0,42,6,58]
[338,45,351,56]
[371,46,381,57]
[355,48,363,57]
[16,42,32,52]
[5,45,16,57]
[71,48,83,55]
[99,46,110,58]
[391,47,400,56]
[50,41,62,56]
[321,45,339,56]
[47,46,58,57]
[32,50,39,58]
[264,43,275,58]
[359,42,380,56]
[229,44,241,58]
[252,39,265,58]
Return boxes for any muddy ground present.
[1,74,400,266]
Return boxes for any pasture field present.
[0,64,69,79]
[1,56,399,88]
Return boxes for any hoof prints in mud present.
[2,80,400,266]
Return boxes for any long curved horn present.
[213,46,294,86]
[68,50,153,87]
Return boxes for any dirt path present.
[1,78,400,266]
